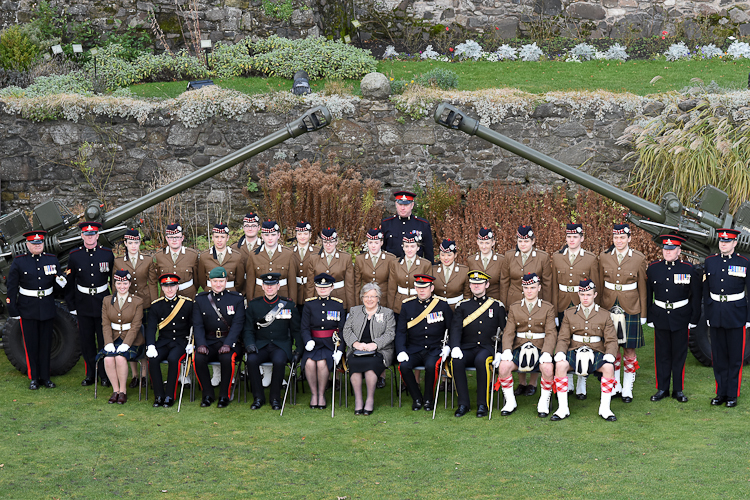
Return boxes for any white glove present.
[555,317,560,327]
[746,322,750,329]
[603,353,616,363]
[397,352,409,363]
[707,319,710,327]
[451,347,463,359]
[332,350,343,365]
[640,318,647,325]
[440,345,450,361]
[55,275,67,288]
[688,323,697,329]
[492,354,501,368]
[116,343,130,353]
[146,345,158,358]
[539,352,552,364]
[305,340,315,352]
[185,344,194,355]
[500,349,513,361]
[10,316,20,320]
[647,322,654,328]
[554,351,566,363]
[70,310,77,316]
[104,343,116,353]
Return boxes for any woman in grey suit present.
[343,283,395,415]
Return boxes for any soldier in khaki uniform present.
[387,230,432,316]
[149,223,199,300]
[494,273,557,417]
[433,239,469,309]
[236,213,262,263]
[245,220,297,301]
[291,221,319,314]
[198,223,245,294]
[305,227,355,310]
[465,227,503,301]
[551,223,599,400]
[552,279,618,421]
[354,229,396,306]
[597,223,647,403]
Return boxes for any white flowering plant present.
[698,44,724,59]
[488,44,518,61]
[382,45,399,59]
[519,43,544,62]
[599,43,629,61]
[664,42,691,61]
[421,45,440,60]
[726,41,750,59]
[454,40,483,61]
[570,43,597,61]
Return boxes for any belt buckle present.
[567,286,575,293]
[665,301,673,310]
[582,336,590,343]
[89,287,97,295]
[525,333,533,339]
[216,329,223,338]
[720,295,728,302]
[615,284,622,291]
[37,290,45,298]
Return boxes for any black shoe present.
[538,411,549,418]
[412,398,423,411]
[423,400,434,411]
[29,380,39,390]
[726,398,738,408]
[621,395,633,403]
[153,396,165,407]
[454,404,470,417]
[376,376,386,389]
[550,413,568,421]
[650,390,669,402]
[602,414,617,421]
[354,409,364,415]
[81,378,95,386]
[500,406,517,416]
[140,377,148,388]
[41,380,56,389]
[363,408,374,416]
[163,396,175,407]
[524,385,537,397]
[200,396,215,407]
[514,384,528,396]
[476,405,489,418]
[251,398,264,410]
[575,393,587,400]
[271,399,282,410]
[129,377,139,388]
[100,379,111,388]
[217,397,230,408]
[711,395,727,406]
[672,391,688,403]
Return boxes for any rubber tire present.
[688,305,750,367]
[3,302,81,376]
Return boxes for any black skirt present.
[301,337,335,371]
[348,318,384,373]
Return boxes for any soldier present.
[244,272,302,410]
[493,273,556,417]
[598,223,647,403]
[550,223,599,400]
[114,228,152,390]
[192,267,245,408]
[387,230,432,317]
[381,190,434,263]
[291,221,319,314]
[198,223,245,295]
[145,273,193,408]
[552,279,618,421]
[354,229,396,306]
[646,235,701,403]
[703,228,750,407]
[466,228,503,301]
[395,274,453,411]
[305,227,355,310]
[149,223,199,300]
[245,220,297,302]
[65,221,115,387]
[450,270,506,417]
[433,239,469,309]
[236,213,262,262]
[6,230,67,390]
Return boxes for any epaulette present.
[383,251,397,258]
[184,247,198,255]
[330,297,343,303]
[382,215,396,222]
[402,296,417,303]
[178,295,194,301]
[649,260,661,266]
[305,296,318,302]
[151,296,165,305]
[100,247,113,253]
[631,249,646,258]
[737,254,749,262]
[43,252,54,257]
[536,248,549,256]
[456,298,470,306]
[706,253,719,259]
[415,216,430,224]
[69,247,83,255]
[434,296,447,302]
[680,260,694,267]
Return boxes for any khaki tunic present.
[501,248,553,307]
[502,298,557,354]
[432,262,470,310]
[102,294,144,347]
[291,243,319,305]
[465,252,504,300]
[236,236,261,264]
[245,245,298,300]
[353,250,396,305]
[113,253,153,306]
[305,250,355,309]
[198,246,245,294]
[555,304,618,356]
[550,248,600,312]
[149,246,200,299]
[597,248,647,316]
[386,257,432,314]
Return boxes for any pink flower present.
[449,47,453,52]
[446,27,449,31]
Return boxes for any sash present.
[207,293,231,331]
[158,297,187,330]
[257,300,287,328]
[407,297,440,329]
[462,298,495,328]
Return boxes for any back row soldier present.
[305,227,355,310]
[150,223,199,300]
[292,221,318,313]
[199,223,244,294]
[388,230,431,317]
[236,213,262,262]
[381,190,434,264]
[354,229,395,306]
[434,239,469,308]
[246,220,297,301]
[467,228,503,301]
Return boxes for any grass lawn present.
[2,327,749,499]
[128,59,750,99]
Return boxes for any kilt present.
[566,348,608,376]
[96,338,144,362]
[512,345,540,373]
[301,337,335,371]
[613,299,644,349]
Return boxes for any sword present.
[280,359,297,416]
[432,328,450,420]
[489,329,501,420]
[331,332,341,418]
[178,328,194,413]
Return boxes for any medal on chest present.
[728,265,747,278]
[227,305,235,315]
[674,273,691,284]
[279,309,292,319]
[44,264,57,275]
[99,262,110,273]
[427,311,443,324]
[327,310,341,321]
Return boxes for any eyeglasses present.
[362,293,379,300]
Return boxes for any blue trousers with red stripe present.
[654,327,688,393]
[20,318,53,381]
[148,341,186,399]
[194,343,237,400]
[711,326,746,398]
[399,348,440,402]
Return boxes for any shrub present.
[570,42,596,61]
[0,25,41,72]
[0,68,33,89]
[698,44,723,58]
[0,72,92,98]
[104,27,153,62]
[415,67,458,90]
[382,45,399,59]
[664,42,691,61]
[454,39,483,60]
[600,43,629,61]
[389,79,409,94]
[519,43,543,62]
[726,41,750,59]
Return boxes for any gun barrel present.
[434,103,665,223]
[103,106,333,228]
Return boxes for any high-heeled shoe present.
[363,407,375,416]
[354,408,364,415]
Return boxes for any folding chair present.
[94,356,145,401]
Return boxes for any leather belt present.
[19,287,53,298]
[111,323,132,331]
[604,281,637,291]
[710,291,745,302]
[397,286,417,295]
[178,278,193,291]
[211,329,228,338]
[255,278,288,287]
[559,284,579,293]
[78,284,109,295]
[296,276,308,284]
[312,329,337,338]
[208,280,235,289]
[573,334,602,343]
[653,298,689,310]
[446,295,463,305]
[516,332,545,339]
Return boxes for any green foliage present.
[0,72,92,98]
[0,25,40,71]
[103,27,153,62]
[0,67,33,88]
[210,41,256,79]
[415,67,458,89]
[389,79,409,94]
[262,0,295,22]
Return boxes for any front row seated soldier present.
[450,270,506,418]
[244,272,302,410]
[396,274,453,412]
[145,273,193,408]
[551,279,618,421]
[192,267,245,408]
[494,273,557,417]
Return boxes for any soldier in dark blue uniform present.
[703,228,750,407]
[450,270,506,417]
[396,274,453,411]
[244,272,302,410]
[193,266,245,408]
[65,221,115,386]
[301,273,346,409]
[6,230,67,389]
[145,273,193,407]
[646,235,701,403]
[381,190,434,263]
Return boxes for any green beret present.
[209,267,227,279]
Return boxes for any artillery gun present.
[0,106,333,375]
[434,103,750,366]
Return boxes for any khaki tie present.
[522,253,528,265]
[118,297,125,309]
[482,257,489,270]
[217,252,224,265]
[172,252,178,263]
[406,259,412,272]
[527,301,534,314]
[371,255,378,268]
[131,255,138,268]
[583,307,590,319]
[268,249,274,260]
[617,253,624,265]
[569,252,576,265]
[444,266,451,282]
[299,247,306,261]
[326,254,333,266]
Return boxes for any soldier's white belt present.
[254,278,287,287]
[572,334,602,343]
[332,280,345,290]
[178,279,193,291]
[397,286,417,295]
[19,287,53,298]
[710,291,745,302]
[446,295,463,305]
[604,281,637,291]
[78,284,109,295]
[559,284,579,293]
[653,298,689,310]
[111,323,132,331]
[295,276,308,284]
[516,331,545,339]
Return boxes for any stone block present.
[48,123,80,145]
[740,23,750,36]
[567,2,606,19]
[403,127,435,145]
[0,156,38,180]
[0,137,31,157]
[378,124,402,147]
[554,121,587,138]
[291,9,314,25]
[495,18,519,38]
[360,72,391,100]
[224,0,249,8]
[206,8,225,21]
[331,119,372,145]
[167,123,201,146]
